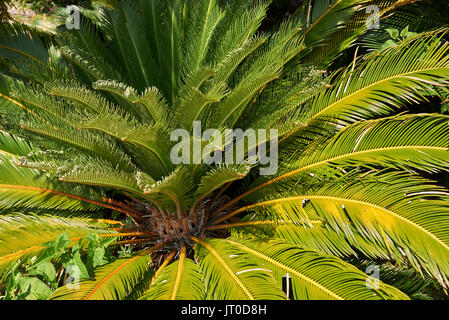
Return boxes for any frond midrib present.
[309,66,449,122]
[231,195,449,254]
[226,239,344,300]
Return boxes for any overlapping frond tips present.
[0,130,33,157]
[195,164,251,203]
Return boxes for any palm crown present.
[1,0,449,300]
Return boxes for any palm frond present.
[0,130,33,157]
[308,30,449,125]
[182,0,224,77]
[0,152,103,214]
[0,214,115,275]
[141,252,205,300]
[225,238,409,300]
[195,165,251,203]
[279,114,449,179]
[99,1,158,91]
[49,249,155,300]
[193,237,287,300]
[237,170,449,287]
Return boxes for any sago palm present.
[0,0,449,300]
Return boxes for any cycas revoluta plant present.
[0,0,449,300]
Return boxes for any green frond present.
[244,170,449,287]
[243,66,327,133]
[195,165,251,203]
[59,46,122,83]
[175,81,228,132]
[135,86,171,125]
[143,166,194,213]
[0,152,102,213]
[280,114,449,179]
[308,30,449,125]
[208,1,269,63]
[275,223,394,261]
[296,0,363,49]
[213,34,268,84]
[225,238,409,300]
[57,14,115,65]
[140,258,205,300]
[92,80,169,124]
[47,80,116,114]
[210,71,281,128]
[122,124,173,176]
[352,260,433,296]
[19,112,135,172]
[0,130,33,157]
[182,0,224,77]
[307,0,406,68]
[57,159,144,196]
[135,0,185,102]
[0,214,115,276]
[10,81,70,119]
[0,22,49,64]
[99,1,158,90]
[49,250,153,300]
[194,237,287,300]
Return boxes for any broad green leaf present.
[18,277,52,300]
[29,261,56,283]
[386,28,399,39]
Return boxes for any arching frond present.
[275,222,395,261]
[0,214,115,275]
[0,22,49,64]
[296,0,363,49]
[0,152,103,213]
[141,254,205,300]
[225,238,409,300]
[19,111,135,172]
[143,166,194,213]
[208,1,269,63]
[194,165,251,203]
[193,237,287,300]
[234,171,449,288]
[92,80,169,124]
[308,30,449,125]
[279,114,449,180]
[49,247,159,300]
